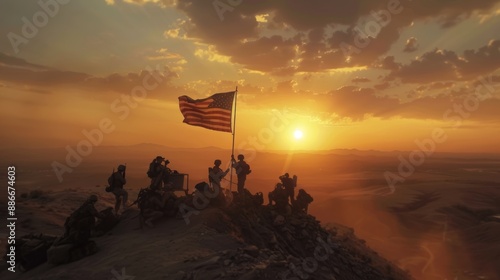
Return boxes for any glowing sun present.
[293,129,304,140]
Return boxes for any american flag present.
[178,91,236,133]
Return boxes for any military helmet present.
[214,159,222,165]
[237,154,244,160]
[118,164,126,171]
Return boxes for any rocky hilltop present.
[1,189,414,280]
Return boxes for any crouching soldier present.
[268,183,285,206]
[293,189,314,214]
[93,207,120,237]
[134,187,175,228]
[279,173,297,204]
[62,195,105,245]
[48,195,104,265]
[268,183,291,214]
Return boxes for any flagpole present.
[229,86,238,191]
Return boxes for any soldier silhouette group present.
[17,153,314,268]
[268,172,313,214]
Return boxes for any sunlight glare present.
[294,129,304,140]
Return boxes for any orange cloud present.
[173,0,499,75]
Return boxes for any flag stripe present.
[184,115,231,123]
[184,118,231,127]
[180,106,232,116]
[182,112,231,122]
[179,99,223,107]
[178,91,235,133]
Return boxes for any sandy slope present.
[1,191,243,280]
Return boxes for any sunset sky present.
[1,0,499,152]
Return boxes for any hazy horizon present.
[5,142,500,155]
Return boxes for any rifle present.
[105,168,115,192]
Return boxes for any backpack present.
[304,193,313,203]
[133,188,160,213]
[6,234,57,271]
[93,207,119,236]
[253,192,264,206]
[239,162,251,175]
[105,171,115,192]
[195,182,209,193]
[298,190,313,204]
[147,162,157,178]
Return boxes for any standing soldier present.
[279,173,296,204]
[209,159,230,191]
[231,154,251,194]
[148,156,171,190]
[110,164,128,215]
[268,183,287,206]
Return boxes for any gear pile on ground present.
[3,207,119,271]
[2,233,57,272]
